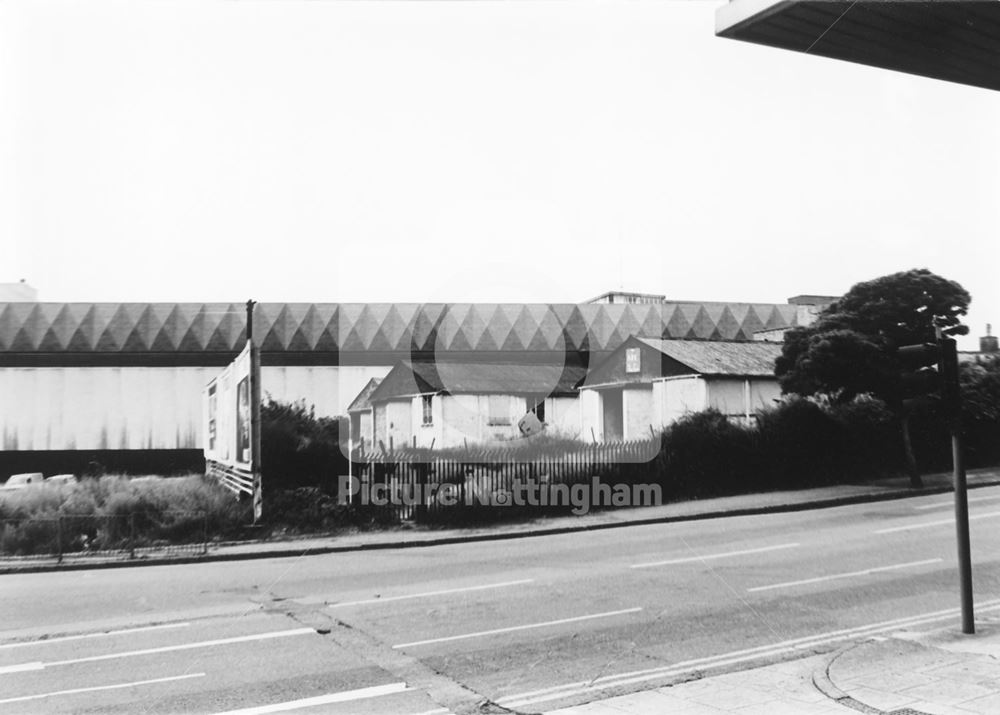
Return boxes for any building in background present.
[0,281,38,302]
[580,337,784,441]
[0,297,817,475]
[367,360,586,450]
[346,377,381,453]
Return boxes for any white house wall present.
[384,399,412,451]
[661,377,707,425]
[706,379,751,418]
[748,379,782,412]
[579,389,602,442]
[545,396,582,440]
[623,388,655,441]
[704,378,782,420]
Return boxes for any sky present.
[2,0,998,349]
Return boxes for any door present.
[602,388,624,442]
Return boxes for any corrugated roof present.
[346,378,382,413]
[0,302,802,358]
[370,361,589,402]
[636,338,783,377]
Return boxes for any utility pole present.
[942,337,974,634]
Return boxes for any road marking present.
[630,543,800,569]
[2,627,314,672]
[496,598,1000,710]
[0,673,204,705]
[329,579,534,608]
[0,622,191,650]
[0,661,44,674]
[392,607,642,649]
[212,682,409,714]
[747,558,943,593]
[915,494,1000,510]
[875,510,1000,534]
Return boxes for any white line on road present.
[0,672,205,705]
[392,607,642,649]
[497,598,1000,710]
[746,558,943,593]
[0,661,44,674]
[630,543,800,569]
[0,622,191,651]
[2,627,314,672]
[875,510,1000,534]
[329,579,534,608]
[915,494,1000,510]
[212,682,409,714]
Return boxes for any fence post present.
[129,512,136,560]
[56,515,63,564]
[202,513,208,555]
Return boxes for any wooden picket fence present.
[348,439,663,521]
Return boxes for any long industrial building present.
[0,295,824,476]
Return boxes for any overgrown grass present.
[0,474,250,556]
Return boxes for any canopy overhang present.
[716,0,1000,92]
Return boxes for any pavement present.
[3,466,998,574]
[545,614,1000,715]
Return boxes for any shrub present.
[756,398,848,487]
[0,474,250,555]
[659,410,757,498]
[825,395,900,479]
[261,399,348,493]
[261,487,397,534]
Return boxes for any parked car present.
[1,472,44,489]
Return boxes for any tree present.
[775,269,971,487]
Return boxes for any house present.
[580,337,784,441]
[346,377,381,452]
[365,360,587,450]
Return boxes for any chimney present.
[981,324,999,354]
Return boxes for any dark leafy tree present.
[775,269,971,487]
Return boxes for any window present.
[421,395,433,426]
[488,395,510,425]
[625,347,641,373]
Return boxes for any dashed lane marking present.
[329,579,533,608]
[393,608,642,649]
[746,558,943,593]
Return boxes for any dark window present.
[421,395,433,426]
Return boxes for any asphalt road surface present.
[4,486,1000,714]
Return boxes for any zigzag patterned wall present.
[0,302,800,358]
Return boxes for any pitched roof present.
[636,338,783,377]
[346,378,382,413]
[370,361,588,403]
[0,302,802,361]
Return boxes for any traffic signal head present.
[897,342,943,410]
[897,342,942,370]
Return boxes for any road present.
[3,486,1000,714]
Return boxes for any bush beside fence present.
[0,474,249,558]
